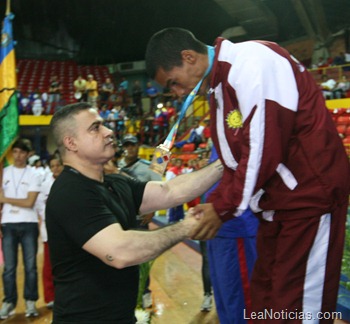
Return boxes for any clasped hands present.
[186,203,222,240]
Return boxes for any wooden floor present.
[0,222,348,324]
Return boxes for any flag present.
[0,9,18,163]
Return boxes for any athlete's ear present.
[181,50,197,64]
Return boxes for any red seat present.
[337,125,347,135]
[337,115,350,125]
[182,143,195,152]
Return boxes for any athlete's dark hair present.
[145,27,207,79]
[50,102,92,155]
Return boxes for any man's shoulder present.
[137,159,151,166]
[3,164,12,172]
[49,169,103,202]
[134,159,152,172]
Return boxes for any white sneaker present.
[0,302,15,319]
[25,300,39,317]
[200,294,212,312]
[142,292,152,309]
[46,301,54,309]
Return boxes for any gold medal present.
[149,144,172,175]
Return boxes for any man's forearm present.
[109,219,196,268]
[140,160,223,215]
[2,196,37,208]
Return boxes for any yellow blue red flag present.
[0,10,19,162]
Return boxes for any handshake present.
[184,203,222,240]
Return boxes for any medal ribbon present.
[162,45,215,150]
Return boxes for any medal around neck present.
[149,144,171,175]
[149,46,215,176]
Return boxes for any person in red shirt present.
[165,100,176,127]
[202,118,211,143]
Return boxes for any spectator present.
[0,139,41,319]
[47,75,62,114]
[165,100,177,128]
[152,103,169,144]
[85,74,98,108]
[202,118,211,143]
[118,76,129,107]
[332,52,346,66]
[99,104,111,121]
[19,92,32,115]
[30,89,44,116]
[107,102,126,138]
[174,119,204,149]
[73,75,87,102]
[100,77,114,106]
[320,74,343,99]
[131,80,143,116]
[145,81,159,114]
[118,134,163,309]
[35,156,64,309]
[336,74,350,97]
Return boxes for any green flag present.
[0,10,19,162]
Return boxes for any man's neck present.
[64,160,104,182]
[13,163,27,169]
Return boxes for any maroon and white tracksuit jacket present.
[208,37,349,221]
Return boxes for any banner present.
[0,10,18,162]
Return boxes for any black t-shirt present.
[46,166,147,323]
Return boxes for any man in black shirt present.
[47,102,223,323]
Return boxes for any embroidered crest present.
[226,110,243,129]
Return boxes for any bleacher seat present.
[175,154,198,164]
[16,59,113,106]
[182,143,195,152]
[337,115,350,125]
[198,143,208,149]
[342,137,350,156]
[336,125,347,136]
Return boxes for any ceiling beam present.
[213,0,278,40]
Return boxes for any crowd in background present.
[17,73,189,146]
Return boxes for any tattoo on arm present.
[106,254,114,262]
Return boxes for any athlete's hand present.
[190,203,222,240]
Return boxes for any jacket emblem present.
[226,109,243,129]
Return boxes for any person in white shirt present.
[35,155,63,309]
[0,139,42,319]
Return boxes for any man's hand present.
[189,203,222,240]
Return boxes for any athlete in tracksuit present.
[206,37,350,322]
[146,28,350,323]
